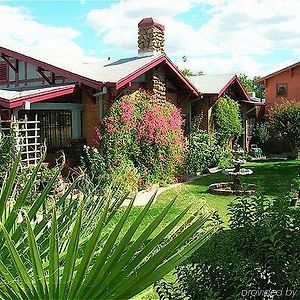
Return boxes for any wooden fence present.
[0,115,45,167]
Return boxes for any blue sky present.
[0,0,299,77]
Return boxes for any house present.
[0,18,199,165]
[0,17,257,166]
[257,61,300,117]
[188,74,263,150]
[256,62,300,152]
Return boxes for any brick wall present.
[82,91,100,147]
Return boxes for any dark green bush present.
[0,133,16,177]
[270,101,300,157]
[213,96,243,147]
[187,116,231,174]
[253,122,270,146]
[156,194,300,299]
[81,145,108,188]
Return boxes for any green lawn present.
[131,160,300,227]
[132,159,300,299]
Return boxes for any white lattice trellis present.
[0,115,45,167]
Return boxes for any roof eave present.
[164,55,200,96]
[218,74,250,101]
[114,54,200,96]
[257,61,300,83]
[114,55,165,90]
[0,85,76,109]
[0,46,103,90]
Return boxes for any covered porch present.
[241,100,266,151]
[0,84,97,167]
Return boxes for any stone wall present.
[146,66,166,104]
[138,25,165,54]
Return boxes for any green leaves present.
[49,209,59,300]
[269,100,300,156]
[213,96,243,146]
[0,153,216,299]
[0,151,21,220]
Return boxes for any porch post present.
[243,114,247,151]
[71,109,82,139]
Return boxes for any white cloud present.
[1,1,299,78]
[0,5,92,67]
[87,0,300,76]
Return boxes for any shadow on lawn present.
[187,161,300,198]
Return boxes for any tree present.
[238,73,265,99]
[181,69,204,77]
[269,100,300,158]
[181,55,203,77]
[213,96,243,147]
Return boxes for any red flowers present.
[98,90,186,187]
[120,100,136,126]
[136,105,184,147]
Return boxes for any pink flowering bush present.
[99,90,186,189]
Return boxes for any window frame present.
[276,83,288,97]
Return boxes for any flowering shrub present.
[99,90,186,188]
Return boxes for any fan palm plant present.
[0,154,217,299]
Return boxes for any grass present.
[129,160,300,228]
[131,159,300,299]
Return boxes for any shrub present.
[81,145,108,189]
[253,122,270,146]
[269,101,300,157]
[213,96,243,147]
[156,194,300,299]
[187,116,231,174]
[99,90,186,188]
[0,129,16,177]
[0,153,216,300]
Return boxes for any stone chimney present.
[138,18,166,103]
[138,17,165,55]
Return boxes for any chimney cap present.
[138,17,165,31]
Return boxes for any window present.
[276,83,287,96]
[0,63,7,82]
[19,110,72,148]
[38,110,72,148]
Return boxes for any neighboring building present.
[256,62,300,152]
[188,74,263,150]
[257,61,300,117]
